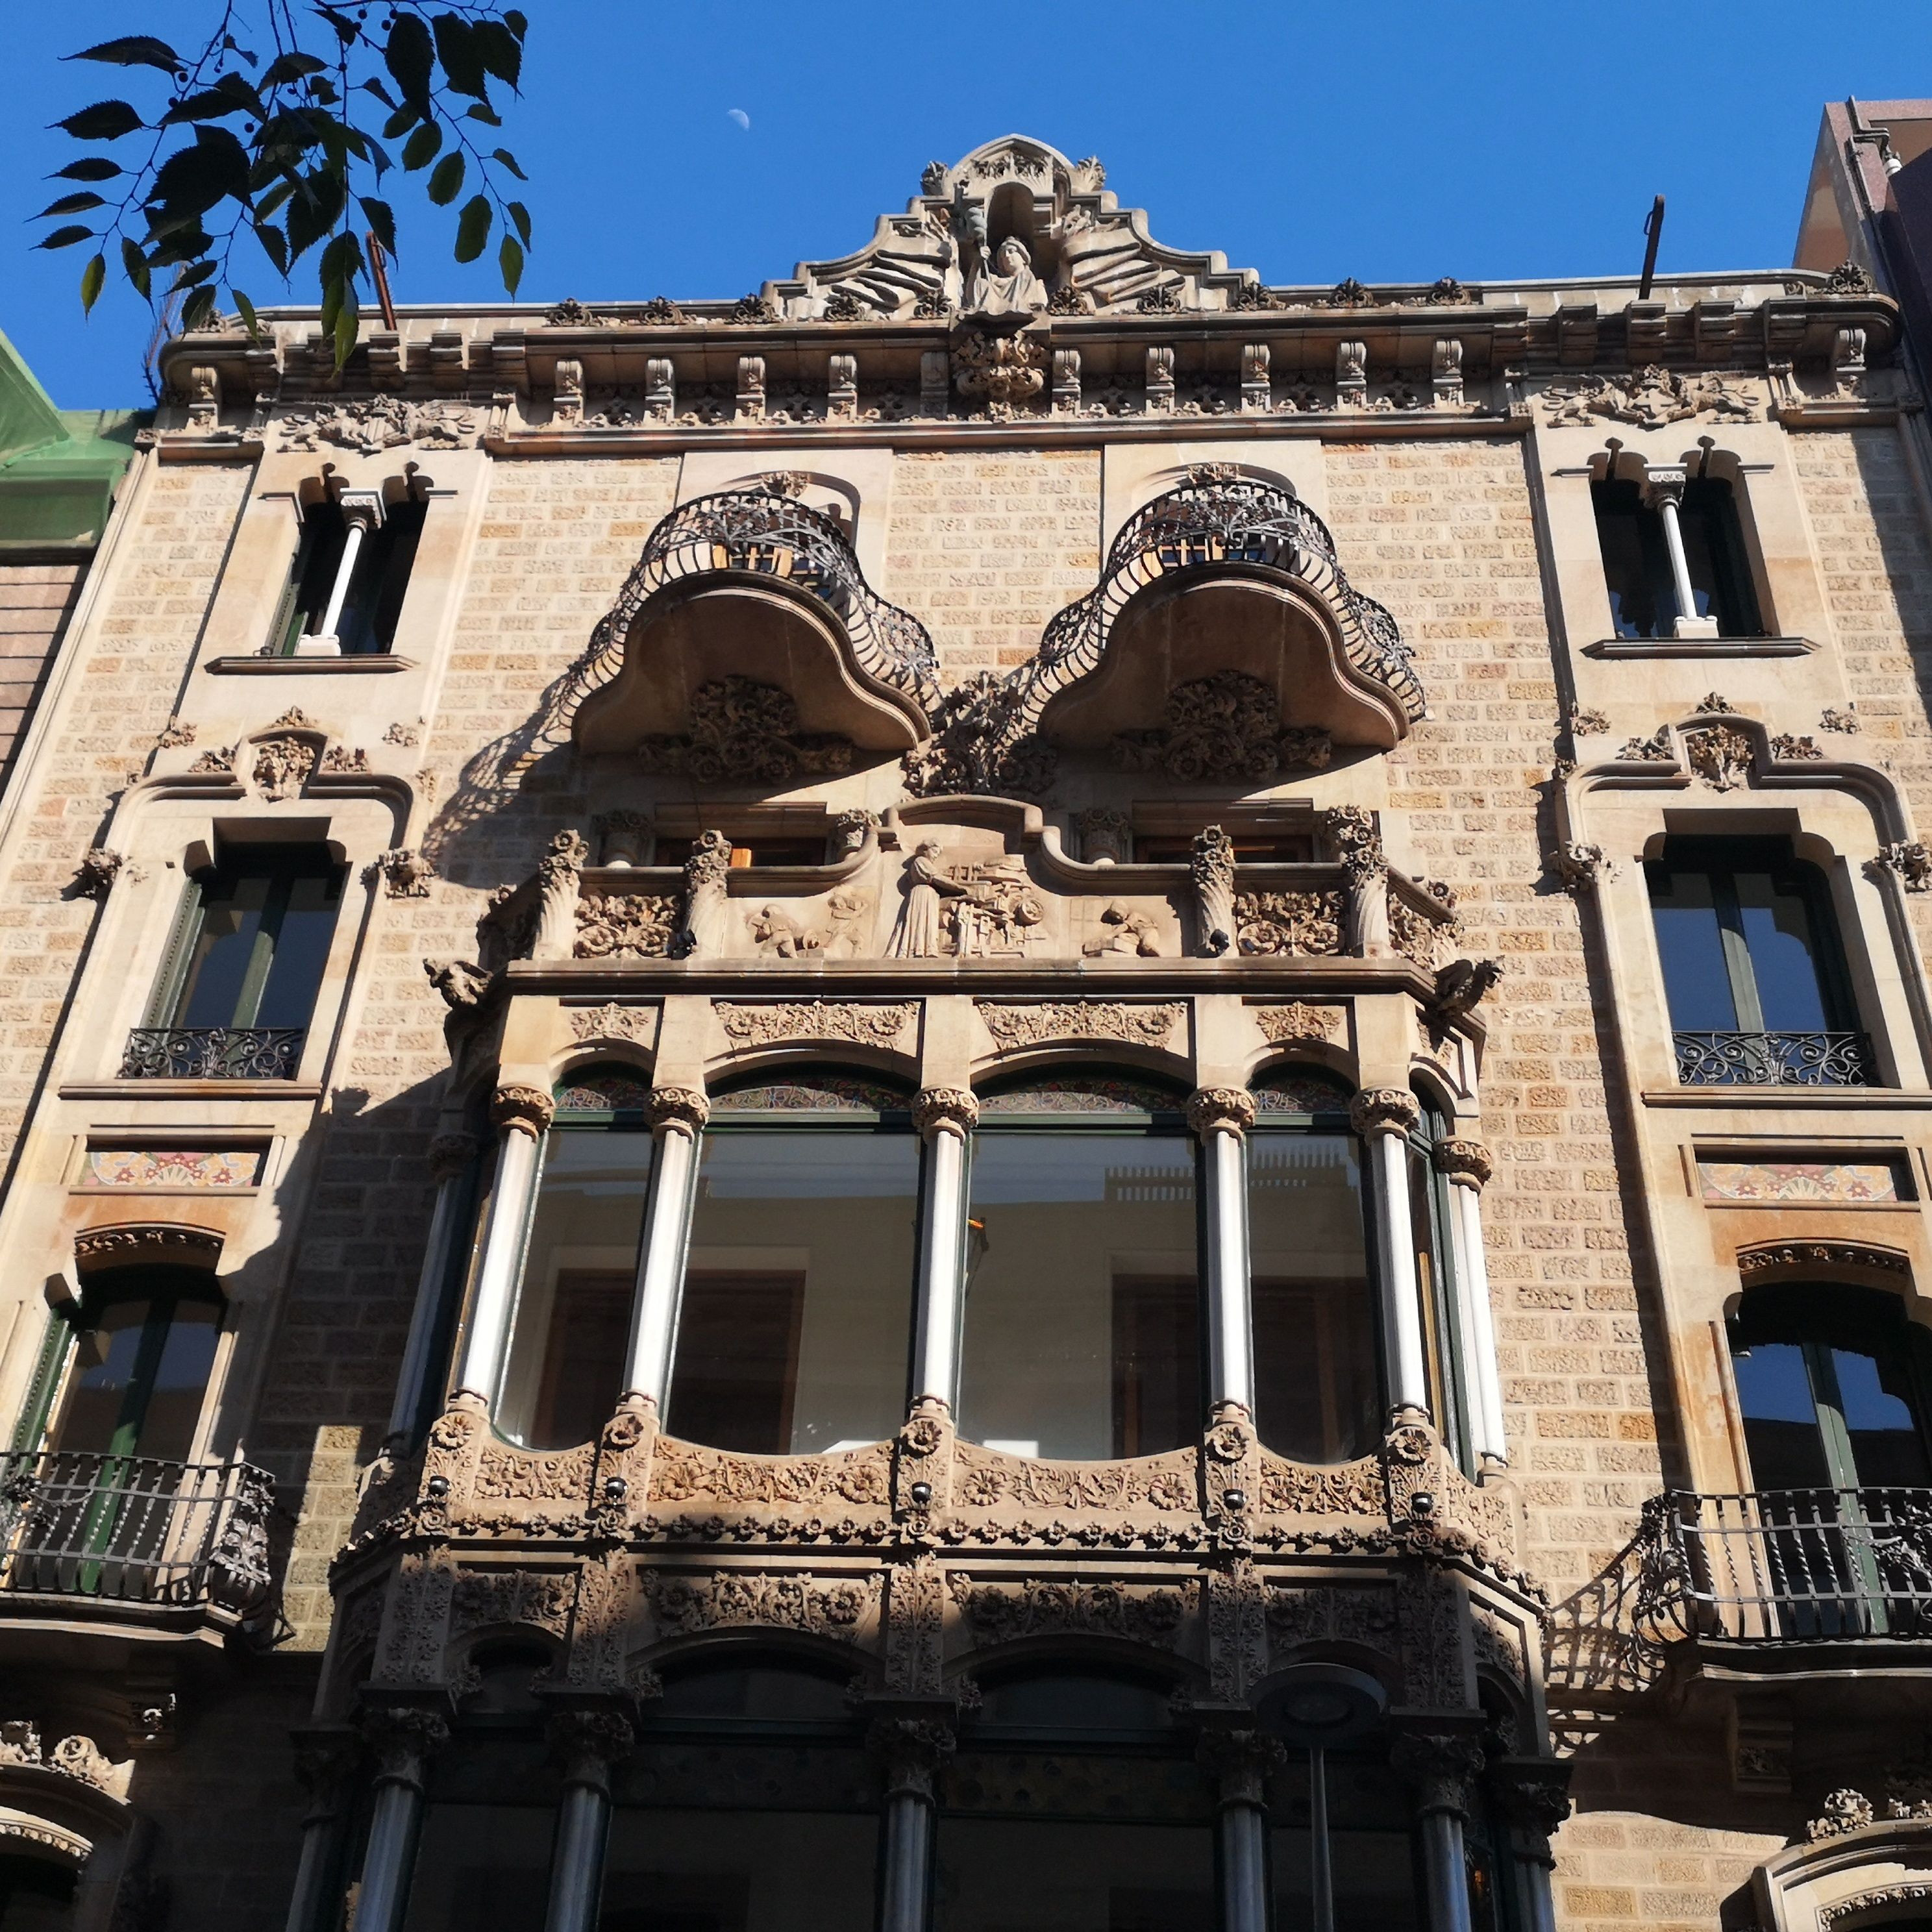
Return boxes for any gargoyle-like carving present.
[903,671,1056,799]
[636,676,854,785]
[71,849,124,898]
[1113,671,1332,782]
[1191,826,1237,957]
[1550,841,1609,891]
[1870,841,1932,891]
[715,1000,913,1050]
[574,891,679,960]
[364,848,434,898]
[424,958,493,1009]
[253,735,318,802]
[1684,724,1755,791]
[976,999,1183,1050]
[1431,958,1504,1026]
[1821,706,1861,733]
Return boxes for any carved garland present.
[715,1001,915,1050]
[975,1000,1183,1051]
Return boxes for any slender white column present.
[1644,467,1718,639]
[384,1132,480,1441]
[1393,1734,1483,1932]
[619,1087,710,1411]
[1187,1087,1257,1417]
[910,1087,978,1411]
[351,1709,449,1932]
[449,1087,552,1409]
[1435,1137,1508,1472]
[300,489,386,655]
[1197,1731,1282,1932]
[1352,1089,1429,1422]
[542,1710,632,1932]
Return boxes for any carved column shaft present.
[352,1709,449,1932]
[1198,1730,1284,1932]
[543,1710,634,1932]
[1189,1089,1257,1418]
[385,1135,480,1439]
[620,1087,711,1411]
[1393,1733,1484,1932]
[911,1089,978,1411]
[1351,1091,1430,1423]
[449,1097,551,1409]
[314,490,384,646]
[283,1733,358,1932]
[1642,469,1718,641]
[872,1719,953,1932]
[1435,1139,1506,1471]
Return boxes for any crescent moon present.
[726,108,751,132]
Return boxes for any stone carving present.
[450,1568,576,1639]
[575,890,678,960]
[277,395,477,454]
[425,958,493,1009]
[1265,1582,1400,1656]
[636,677,854,784]
[1433,1137,1494,1188]
[1074,808,1133,866]
[674,830,734,958]
[1770,732,1824,761]
[534,830,589,960]
[491,1084,556,1139]
[156,717,196,748]
[1328,279,1374,308]
[1809,1789,1876,1840]
[253,734,318,802]
[1327,805,1391,956]
[1871,841,1932,891]
[976,999,1182,1050]
[903,671,1056,799]
[1191,826,1237,957]
[1431,958,1504,1026]
[1550,841,1609,891]
[1822,260,1874,295]
[965,236,1048,317]
[948,1574,1186,1644]
[641,1570,878,1642]
[832,808,880,856]
[1537,366,1761,428]
[567,1003,655,1044]
[1737,1241,1909,1277]
[888,843,1044,959]
[1233,889,1345,958]
[75,1226,223,1265]
[1616,726,1674,763]
[1392,1732,1487,1816]
[949,1440,1199,1518]
[951,330,1046,414]
[1822,1889,1932,1929]
[1567,704,1609,737]
[1350,1088,1420,1137]
[1187,1087,1256,1135]
[1254,1001,1344,1045]
[1685,724,1755,791]
[1693,691,1737,714]
[871,1716,954,1798]
[428,1133,480,1181]
[364,848,434,898]
[912,1087,978,1136]
[593,811,652,867]
[1113,672,1333,782]
[0,1726,116,1789]
[746,889,872,958]
[1821,706,1861,733]
[650,1439,892,1511]
[715,1001,913,1050]
[71,848,124,898]
[545,297,615,326]
[319,745,369,775]
[1081,900,1167,958]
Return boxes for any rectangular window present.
[1592,475,1763,640]
[935,1818,1216,1931]
[1135,832,1314,864]
[269,496,425,656]
[1592,478,1676,641]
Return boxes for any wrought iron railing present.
[571,487,940,716]
[1547,1487,1932,1705]
[1023,476,1425,732]
[1673,1029,1876,1087]
[120,1026,306,1080]
[0,1450,275,1617]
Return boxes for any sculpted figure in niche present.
[1083,900,1166,958]
[889,840,970,959]
[967,234,1048,317]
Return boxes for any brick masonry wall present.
[0,560,83,787]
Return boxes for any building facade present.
[1,134,1930,1932]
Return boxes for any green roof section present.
[0,327,151,552]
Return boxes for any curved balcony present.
[1022,477,1426,754]
[572,489,941,760]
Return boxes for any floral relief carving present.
[636,677,853,785]
[252,734,319,802]
[1254,1002,1344,1045]
[1233,890,1345,957]
[903,671,1056,799]
[364,848,434,898]
[1265,1582,1400,1660]
[948,1441,1198,1517]
[575,891,679,960]
[649,1439,894,1511]
[714,1001,913,1051]
[567,1003,657,1045]
[641,1569,880,1642]
[1113,672,1332,782]
[156,716,196,748]
[951,330,1047,414]
[1255,1449,1384,1518]
[1684,724,1756,791]
[319,745,371,776]
[473,1440,597,1507]
[450,1568,577,1639]
[1870,841,1932,891]
[1821,1887,1932,1928]
[975,1000,1183,1051]
[948,1573,1187,1645]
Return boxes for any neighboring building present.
[0,133,1929,1932]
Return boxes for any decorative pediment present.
[572,488,939,760]
[764,136,1260,322]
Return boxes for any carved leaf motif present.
[1114,671,1332,782]
[450,1568,576,1638]
[975,1000,1183,1051]
[947,1573,1187,1644]
[575,891,678,960]
[643,1570,879,1641]
[1253,1002,1343,1045]
[714,1002,913,1050]
[1233,890,1344,956]
[949,1441,1198,1514]
[1254,1448,1383,1517]
[649,1439,893,1511]
[473,1441,598,1505]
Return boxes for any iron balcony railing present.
[1673,1029,1876,1087]
[1024,475,1426,732]
[121,1026,306,1080]
[574,486,941,715]
[0,1450,275,1618]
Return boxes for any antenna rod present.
[368,232,399,331]
[1638,195,1666,301]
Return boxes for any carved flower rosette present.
[644,1435,896,1537]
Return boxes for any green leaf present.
[67,36,180,71]
[505,12,528,42]
[160,87,255,127]
[401,121,442,169]
[253,178,296,221]
[253,221,290,275]
[180,286,218,333]
[490,146,526,182]
[432,14,488,98]
[507,199,531,245]
[36,192,106,217]
[38,225,94,250]
[53,158,123,182]
[285,169,347,258]
[382,104,420,140]
[427,152,465,206]
[121,237,151,299]
[233,289,262,341]
[465,103,501,126]
[474,20,522,86]
[454,193,491,263]
[359,195,397,255]
[149,127,253,220]
[384,12,434,107]
[331,287,360,367]
[261,51,328,87]
[497,232,523,296]
[54,100,143,142]
[172,260,219,290]
[79,253,105,314]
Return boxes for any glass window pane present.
[175,874,273,1027]
[1681,478,1761,638]
[669,1128,917,1454]
[1274,1829,1421,1932]
[1731,1341,1833,1490]
[1250,1132,1377,1462]
[960,1132,1199,1460]
[935,1818,1215,1932]
[254,871,344,1028]
[404,1803,551,1931]
[1832,1344,1932,1488]
[499,1131,652,1448]
[1732,870,1833,1032]
[603,1807,879,1930]
[136,1298,221,1461]
[51,1300,153,1454]
[1646,865,1741,1032]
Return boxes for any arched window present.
[958,1074,1197,1461]
[667,1072,919,1455]
[1249,1070,1378,1465]
[497,1067,653,1450]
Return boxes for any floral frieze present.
[974,999,1184,1052]
[713,1000,914,1052]
[83,1147,264,1189]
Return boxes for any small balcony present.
[120,1026,305,1080]
[0,1450,277,1641]
[1673,1028,1876,1087]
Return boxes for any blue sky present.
[1,0,1924,406]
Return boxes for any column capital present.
[1433,1136,1494,1189]
[647,1084,710,1134]
[491,1084,554,1138]
[1349,1087,1419,1139]
[1390,1730,1486,1819]
[545,1706,636,1789]
[1187,1087,1256,1138]
[1640,464,1689,508]
[291,1727,362,1806]
[913,1086,978,1137]
[1195,1726,1285,1807]
[334,486,388,530]
[1490,1757,1573,1862]
[428,1130,481,1182]
[867,1715,956,1802]
[356,1705,451,1787]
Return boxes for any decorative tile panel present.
[83,1148,266,1189]
[1698,1157,1909,1204]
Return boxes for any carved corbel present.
[1186,1087,1256,1139]
[533,829,589,960]
[1241,341,1270,412]
[1051,347,1081,414]
[736,356,766,420]
[827,353,859,420]
[356,1705,451,1793]
[1146,344,1176,412]
[1490,1757,1573,1864]
[553,357,584,426]
[913,1087,978,1139]
[644,357,675,423]
[1348,1088,1419,1139]
[491,1084,556,1139]
[675,829,733,956]
[1432,1137,1493,1191]
[647,1085,710,1137]
[1431,338,1465,408]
